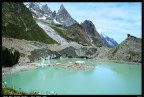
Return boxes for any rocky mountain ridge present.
[98,31,118,48]
[55,4,77,26]
[2,2,141,64]
[81,20,106,47]
[24,2,77,26]
[108,34,141,63]
[23,2,115,47]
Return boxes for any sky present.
[42,2,141,44]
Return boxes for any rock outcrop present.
[41,4,52,14]
[59,46,98,58]
[81,20,106,47]
[56,4,77,26]
[24,3,77,27]
[52,10,56,18]
[65,23,91,45]
[28,48,61,62]
[29,2,41,12]
[108,34,141,63]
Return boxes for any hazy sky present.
[42,2,141,44]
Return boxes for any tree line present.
[2,47,20,67]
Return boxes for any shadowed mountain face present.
[2,2,57,44]
[81,20,106,47]
[65,23,91,45]
[108,34,141,63]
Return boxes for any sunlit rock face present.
[108,34,141,63]
[98,31,118,48]
[24,3,77,27]
[41,4,52,14]
[56,4,77,26]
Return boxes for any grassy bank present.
[2,82,57,95]
[2,87,40,95]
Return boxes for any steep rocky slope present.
[108,34,141,63]
[23,2,113,47]
[24,3,77,26]
[36,20,69,44]
[2,2,57,44]
[98,31,118,48]
[2,37,97,63]
[81,20,106,47]
[3,36,141,64]
[65,23,91,45]
[55,4,77,26]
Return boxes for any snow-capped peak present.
[98,31,118,48]
[103,34,107,38]
[97,29,107,38]
[97,29,102,34]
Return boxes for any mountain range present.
[98,31,118,48]
[24,2,117,47]
[2,2,141,63]
[24,2,77,27]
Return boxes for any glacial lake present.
[2,58,142,95]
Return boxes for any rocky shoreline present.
[2,58,140,76]
[92,58,141,65]
[2,37,141,76]
[2,63,38,76]
[2,60,94,76]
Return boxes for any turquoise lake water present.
[2,58,142,95]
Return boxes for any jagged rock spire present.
[56,4,77,26]
[52,10,56,18]
[41,4,52,14]
[60,4,64,9]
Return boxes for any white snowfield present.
[39,16,46,20]
[53,19,62,25]
[36,21,69,44]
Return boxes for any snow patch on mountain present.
[39,16,46,20]
[53,19,62,25]
[97,31,118,48]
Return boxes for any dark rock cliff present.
[81,20,106,47]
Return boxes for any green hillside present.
[50,23,91,45]
[2,2,57,44]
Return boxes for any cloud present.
[46,2,141,44]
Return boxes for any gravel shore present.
[92,58,141,65]
[2,58,140,76]
[2,63,38,76]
